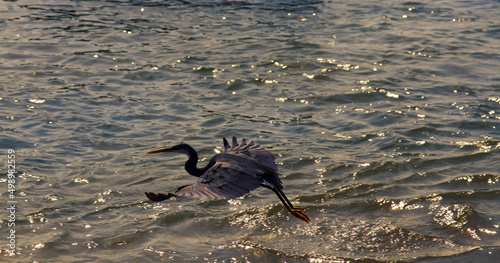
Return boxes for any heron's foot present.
[145,192,176,202]
[290,208,311,223]
[291,207,306,212]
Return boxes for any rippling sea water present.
[1,0,499,262]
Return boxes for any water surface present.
[1,0,499,262]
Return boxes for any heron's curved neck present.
[183,146,212,177]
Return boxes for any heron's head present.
[146,143,192,155]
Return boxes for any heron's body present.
[145,137,310,223]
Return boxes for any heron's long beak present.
[145,147,173,154]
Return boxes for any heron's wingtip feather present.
[223,138,229,151]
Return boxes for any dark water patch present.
[437,174,500,190]
[406,152,493,173]
[427,190,500,203]
[330,183,384,200]
[404,126,462,139]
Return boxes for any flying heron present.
[144,136,310,223]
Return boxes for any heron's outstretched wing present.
[174,160,265,199]
[223,136,278,172]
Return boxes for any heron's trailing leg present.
[145,192,177,201]
[261,184,311,223]
[145,185,191,202]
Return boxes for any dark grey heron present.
[144,137,310,223]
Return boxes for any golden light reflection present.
[316,168,326,173]
[32,243,45,250]
[391,201,406,211]
[87,241,98,249]
[488,97,500,103]
[479,228,497,235]
[73,178,89,184]
[45,194,58,201]
[27,212,46,224]
[302,73,314,79]
[457,175,474,183]
[337,63,359,71]
[144,247,168,259]
[94,190,112,204]
[29,99,45,104]
[407,51,432,58]
[256,78,278,84]
[334,133,351,139]
[229,206,271,229]
[272,61,287,69]
[386,92,399,99]
[454,140,499,152]
[427,193,443,202]
[317,58,336,64]
[466,228,481,240]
